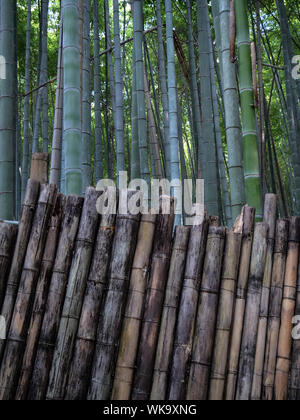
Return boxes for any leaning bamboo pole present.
[131,197,175,400]
[46,188,101,400]
[150,226,190,400]
[225,206,256,399]
[87,190,141,401]
[15,195,65,400]
[0,223,18,308]
[111,214,157,401]
[236,222,268,400]
[289,255,300,400]
[262,219,289,400]
[186,221,226,400]
[168,219,209,400]
[27,195,84,400]
[0,184,57,400]
[275,217,300,400]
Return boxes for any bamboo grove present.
[0,0,300,224]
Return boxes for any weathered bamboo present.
[236,222,268,400]
[150,226,190,400]
[46,187,101,400]
[0,179,40,361]
[111,214,157,401]
[15,194,65,400]
[186,222,226,400]
[168,219,209,400]
[225,206,256,400]
[27,195,84,400]
[65,204,117,400]
[0,184,57,400]
[209,214,244,400]
[251,194,277,400]
[30,153,49,184]
[87,190,141,400]
[0,223,18,308]
[275,217,300,400]
[262,219,289,400]
[131,197,175,400]
[289,254,300,400]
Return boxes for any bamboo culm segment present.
[0,223,18,308]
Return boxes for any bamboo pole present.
[225,206,256,399]
[262,219,289,400]
[289,254,300,400]
[168,219,209,400]
[236,222,269,400]
[27,195,84,400]
[150,226,190,400]
[15,194,65,400]
[0,179,40,361]
[209,213,244,400]
[275,217,300,400]
[30,153,49,184]
[0,184,57,400]
[0,223,18,308]
[46,187,101,400]
[186,221,226,400]
[131,197,175,400]
[111,214,157,401]
[251,194,278,400]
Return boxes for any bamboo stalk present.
[150,226,190,400]
[168,219,209,400]
[46,187,101,400]
[186,222,226,400]
[27,195,84,400]
[251,194,278,400]
[87,190,141,401]
[262,219,289,400]
[225,206,256,399]
[236,222,269,400]
[289,253,300,400]
[111,214,157,401]
[0,223,18,308]
[275,217,300,400]
[15,194,65,400]
[0,184,57,400]
[131,197,175,400]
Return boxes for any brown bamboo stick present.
[46,187,101,400]
[225,206,256,400]
[131,197,175,400]
[209,213,244,400]
[111,214,157,401]
[167,219,209,400]
[289,253,300,400]
[0,184,57,400]
[87,190,141,401]
[150,226,190,400]
[0,179,40,361]
[275,217,300,400]
[30,153,49,184]
[235,222,269,400]
[0,223,18,308]
[251,194,277,400]
[27,195,83,400]
[262,219,289,400]
[15,195,65,400]
[186,221,226,400]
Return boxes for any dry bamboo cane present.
[111,214,157,401]
[262,219,289,400]
[289,254,300,400]
[27,195,84,400]
[0,184,57,400]
[131,197,175,400]
[251,194,278,400]
[150,226,190,400]
[275,217,300,400]
[225,206,256,400]
[186,221,226,400]
[15,194,65,400]
[0,179,40,361]
[65,200,118,400]
[235,222,269,400]
[0,223,18,308]
[46,187,102,400]
[87,190,141,401]
[209,213,244,400]
[167,218,209,400]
